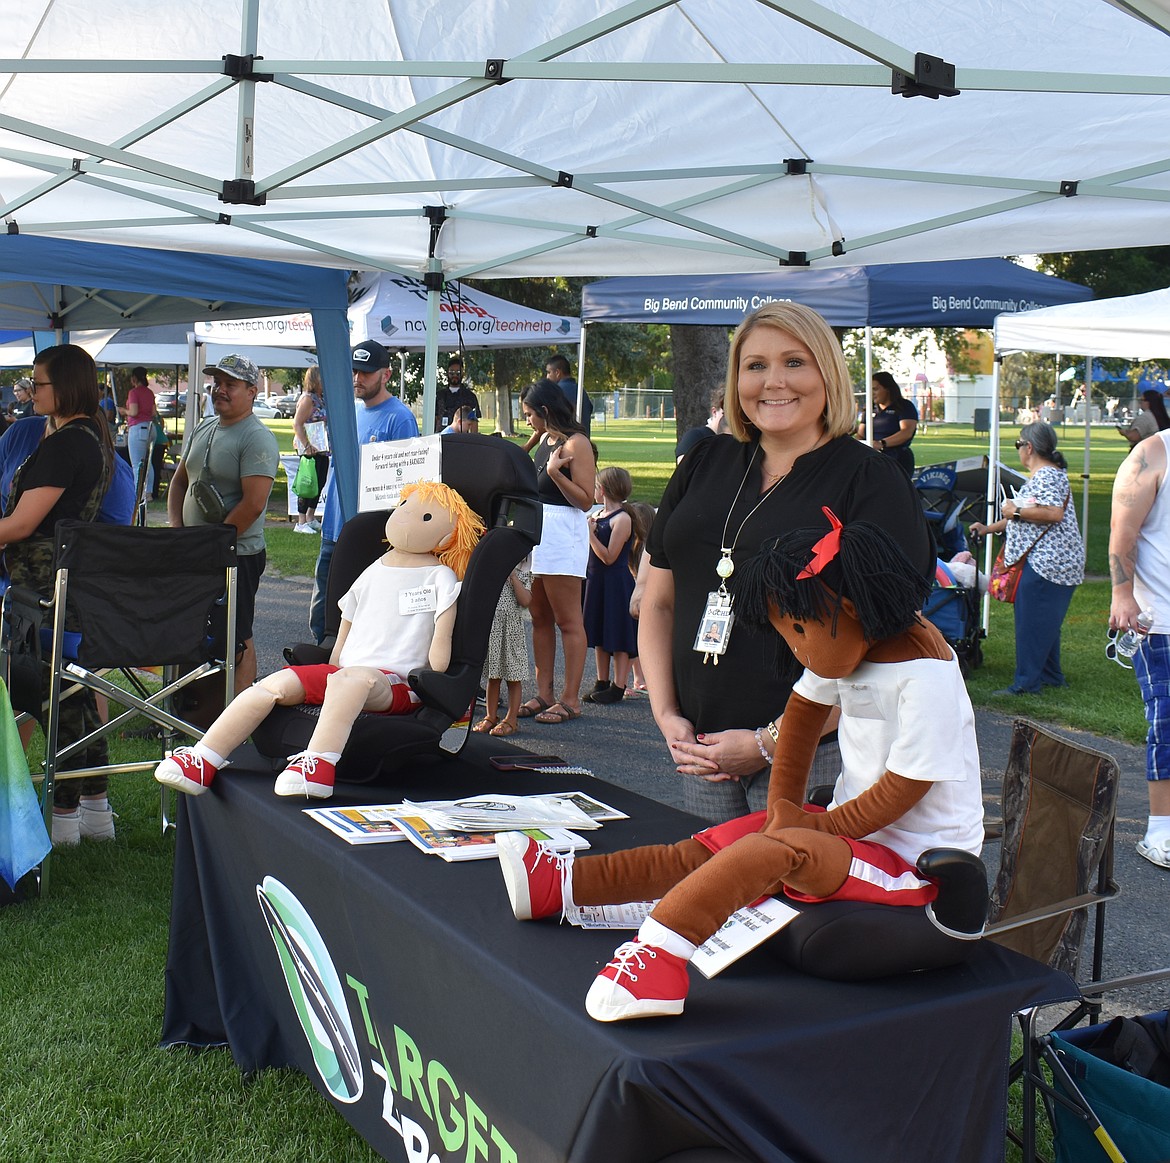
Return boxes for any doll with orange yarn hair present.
[155,481,484,801]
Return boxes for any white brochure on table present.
[358,434,442,511]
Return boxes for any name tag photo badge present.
[694,593,734,665]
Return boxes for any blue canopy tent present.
[0,234,362,522]
[579,257,1091,440]
[580,259,1091,327]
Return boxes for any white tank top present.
[1134,431,1170,633]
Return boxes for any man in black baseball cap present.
[308,338,420,642]
[351,339,391,373]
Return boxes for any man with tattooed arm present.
[1110,429,1170,869]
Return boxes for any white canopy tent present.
[985,286,1170,630]
[995,289,1170,363]
[0,328,319,372]
[2,0,1170,435]
[194,276,581,352]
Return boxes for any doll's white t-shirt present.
[337,560,461,676]
[794,653,984,862]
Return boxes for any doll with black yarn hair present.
[494,508,986,1022]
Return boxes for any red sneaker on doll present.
[155,481,483,800]
[496,509,985,1021]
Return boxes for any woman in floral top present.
[971,421,1084,694]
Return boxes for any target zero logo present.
[256,876,364,1103]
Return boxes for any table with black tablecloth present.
[162,736,1074,1163]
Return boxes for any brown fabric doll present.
[495,509,986,1021]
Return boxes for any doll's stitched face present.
[768,595,869,679]
[385,490,458,555]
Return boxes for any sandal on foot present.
[517,697,551,719]
[489,719,518,737]
[472,716,499,734]
[533,701,582,724]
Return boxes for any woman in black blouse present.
[640,304,930,824]
[1,344,115,846]
[870,371,918,477]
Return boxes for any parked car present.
[156,391,183,417]
[270,392,300,418]
[251,400,279,419]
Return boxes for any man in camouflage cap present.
[168,353,279,691]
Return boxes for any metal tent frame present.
[2,0,1170,439]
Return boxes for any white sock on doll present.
[638,916,697,961]
[191,741,227,770]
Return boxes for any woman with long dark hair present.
[518,378,597,724]
[1,344,116,845]
[870,370,918,477]
[1118,389,1170,447]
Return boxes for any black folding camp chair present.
[1,520,238,890]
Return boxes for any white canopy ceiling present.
[2,0,1170,279]
[994,287,1170,360]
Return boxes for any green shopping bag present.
[291,455,319,499]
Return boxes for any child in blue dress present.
[583,467,640,705]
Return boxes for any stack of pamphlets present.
[304,791,627,862]
[400,791,623,834]
[390,816,590,862]
[303,805,408,845]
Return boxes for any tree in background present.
[1038,248,1170,299]
[671,325,729,437]
[453,277,667,434]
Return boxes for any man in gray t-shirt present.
[168,353,279,691]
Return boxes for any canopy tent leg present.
[576,320,590,425]
[864,325,874,445]
[422,261,442,436]
[981,356,1003,636]
[1082,355,1092,551]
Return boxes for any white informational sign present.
[279,454,300,517]
[304,420,329,453]
[358,434,442,511]
[281,453,330,517]
[692,897,801,979]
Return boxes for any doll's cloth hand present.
[764,799,809,831]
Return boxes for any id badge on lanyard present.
[694,588,734,665]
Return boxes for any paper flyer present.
[692,898,801,979]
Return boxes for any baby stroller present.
[922,557,983,676]
[915,464,984,675]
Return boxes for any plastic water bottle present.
[1116,609,1155,659]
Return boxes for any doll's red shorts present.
[284,664,420,714]
[694,809,938,907]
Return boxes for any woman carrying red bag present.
[970,421,1083,695]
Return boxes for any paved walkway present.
[254,572,1168,1019]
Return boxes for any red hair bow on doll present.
[797,507,843,579]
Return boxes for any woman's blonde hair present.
[304,365,322,395]
[723,302,855,443]
[398,480,485,580]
